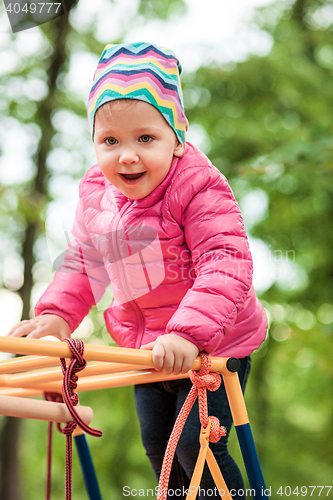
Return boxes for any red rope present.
[44,339,103,500]
[60,339,102,438]
[46,421,53,500]
[44,392,63,500]
[156,353,226,500]
[60,339,102,500]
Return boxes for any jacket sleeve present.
[166,165,253,353]
[35,196,110,333]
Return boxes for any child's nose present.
[119,147,139,164]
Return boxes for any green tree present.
[184,0,333,490]
[0,1,186,498]
[2,0,333,497]
[0,15,73,500]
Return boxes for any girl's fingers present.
[7,322,37,337]
[172,353,184,376]
[160,348,175,375]
[7,316,71,341]
[140,341,156,350]
[152,342,166,372]
[7,320,30,336]
[25,328,50,340]
[182,355,196,374]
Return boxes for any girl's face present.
[93,100,184,200]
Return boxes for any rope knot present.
[72,357,86,372]
[156,352,228,500]
[189,352,221,392]
[69,392,79,406]
[65,339,86,373]
[58,338,102,500]
[190,370,221,392]
[68,376,78,390]
[60,338,102,438]
[62,421,77,436]
[208,416,227,443]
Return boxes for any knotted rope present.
[44,392,63,500]
[60,339,102,500]
[156,353,226,500]
[44,339,102,500]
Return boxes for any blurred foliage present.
[0,1,186,498]
[138,0,187,20]
[0,0,332,498]
[19,386,156,499]
[183,0,333,492]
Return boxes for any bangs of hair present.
[95,99,140,121]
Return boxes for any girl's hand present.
[141,333,199,375]
[7,314,71,340]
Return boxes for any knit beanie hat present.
[87,42,188,144]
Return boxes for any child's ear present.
[173,141,185,157]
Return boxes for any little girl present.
[9,42,267,499]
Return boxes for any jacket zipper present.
[111,201,146,349]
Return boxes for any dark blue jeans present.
[135,356,251,500]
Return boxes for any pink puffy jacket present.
[36,143,267,357]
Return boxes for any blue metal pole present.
[235,423,269,499]
[74,433,102,500]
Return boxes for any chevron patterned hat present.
[88,42,188,144]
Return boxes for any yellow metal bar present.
[2,369,189,394]
[206,447,230,499]
[0,368,188,395]
[0,367,63,388]
[186,421,211,499]
[0,337,154,364]
[186,420,230,500]
[221,371,249,426]
[0,355,61,374]
[73,426,85,437]
[0,387,44,398]
[74,368,190,392]
[0,361,152,389]
[0,337,230,373]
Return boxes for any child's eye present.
[139,135,152,143]
[105,137,117,145]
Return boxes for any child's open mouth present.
[119,172,146,185]
[121,172,145,180]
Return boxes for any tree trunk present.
[291,0,316,62]
[0,14,71,500]
[0,418,22,500]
